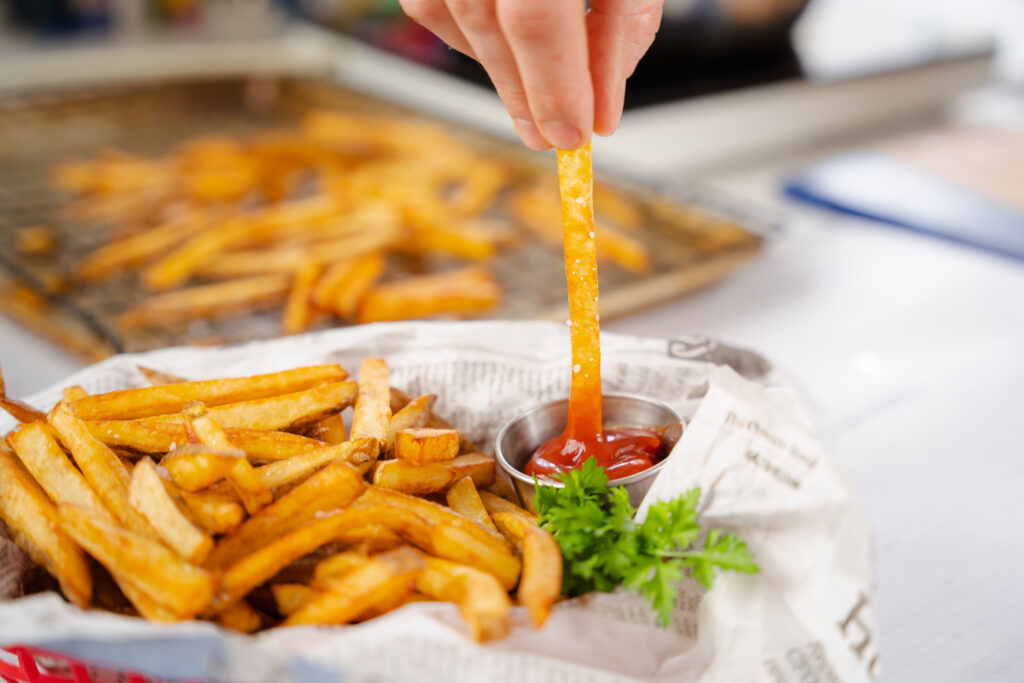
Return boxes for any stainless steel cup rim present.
[494,392,684,489]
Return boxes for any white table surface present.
[1,39,1023,681]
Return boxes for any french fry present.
[73,365,348,420]
[254,438,376,491]
[137,366,188,385]
[394,427,459,465]
[390,388,477,452]
[129,458,213,563]
[594,182,644,230]
[309,413,346,444]
[416,555,510,642]
[446,477,499,535]
[182,402,271,515]
[351,358,391,452]
[141,218,255,291]
[335,525,403,553]
[179,488,245,535]
[215,602,263,633]
[59,505,214,618]
[492,512,562,628]
[115,573,184,622]
[6,422,112,520]
[311,252,385,317]
[284,546,423,626]
[374,453,495,495]
[479,490,538,525]
[272,583,320,617]
[0,366,46,423]
[312,550,372,588]
[356,267,500,324]
[62,386,88,402]
[0,449,92,608]
[120,274,291,329]
[205,461,365,569]
[160,445,246,492]
[385,394,436,455]
[48,402,157,539]
[409,218,497,261]
[282,262,323,335]
[86,420,324,460]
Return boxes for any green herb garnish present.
[534,457,759,626]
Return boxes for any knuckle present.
[447,0,493,27]
[497,2,558,42]
[399,0,445,23]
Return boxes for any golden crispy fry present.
[120,274,291,329]
[0,366,47,423]
[594,182,644,230]
[390,388,477,452]
[374,453,495,495]
[492,512,562,628]
[356,267,500,324]
[179,488,245,535]
[129,458,213,563]
[282,262,323,335]
[395,427,459,465]
[137,366,188,385]
[86,420,324,460]
[284,546,423,626]
[6,422,112,520]
[385,394,436,455]
[215,602,263,633]
[59,505,214,618]
[254,438,376,491]
[309,413,346,444]
[115,573,184,622]
[446,477,499,535]
[272,583,320,617]
[160,445,245,492]
[335,524,403,553]
[312,252,385,318]
[351,358,390,453]
[0,449,92,608]
[312,550,372,588]
[478,490,538,525]
[74,365,348,420]
[48,402,157,539]
[416,555,511,642]
[409,218,497,261]
[62,386,88,402]
[205,461,365,569]
[142,218,255,291]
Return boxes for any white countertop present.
[1,31,1023,682]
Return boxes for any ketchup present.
[524,426,666,480]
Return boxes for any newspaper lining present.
[0,321,877,682]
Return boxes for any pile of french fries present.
[0,360,561,640]
[50,110,650,334]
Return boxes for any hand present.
[399,0,663,150]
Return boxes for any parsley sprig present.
[534,457,759,626]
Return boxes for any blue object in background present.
[784,151,1024,262]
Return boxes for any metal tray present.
[0,78,769,361]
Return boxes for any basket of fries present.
[0,321,877,683]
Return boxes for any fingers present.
[399,0,477,59]
[588,0,663,136]
[496,0,593,150]
[445,0,550,150]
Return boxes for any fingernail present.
[540,120,583,149]
[513,118,551,151]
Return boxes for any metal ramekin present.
[494,393,684,511]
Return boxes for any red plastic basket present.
[0,647,160,683]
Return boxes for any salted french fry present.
[351,358,390,452]
[0,366,46,423]
[6,422,113,520]
[0,449,92,608]
[272,583,320,617]
[160,445,245,492]
[86,420,324,460]
[120,274,291,329]
[179,488,245,535]
[374,453,495,495]
[479,490,538,525]
[284,546,423,626]
[182,402,271,515]
[73,365,348,420]
[415,555,510,642]
[48,402,157,539]
[282,262,323,335]
[59,505,214,618]
[312,252,385,317]
[492,512,562,628]
[312,550,372,588]
[216,602,263,633]
[356,267,499,324]
[129,458,212,563]
[446,477,499,535]
[385,394,436,455]
[137,366,188,385]
[254,438,376,491]
[394,428,459,465]
[205,461,365,569]
[309,413,346,444]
